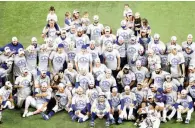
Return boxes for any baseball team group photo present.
[0,1,195,128]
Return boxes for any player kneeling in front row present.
[42,83,72,120]
[0,81,15,124]
[119,85,137,122]
[71,87,90,123]
[90,92,110,127]
[175,89,194,124]
[22,82,51,117]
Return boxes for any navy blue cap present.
[58,43,64,48]
[81,45,87,49]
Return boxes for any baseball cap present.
[41,70,47,74]
[73,9,79,14]
[148,95,154,99]
[31,37,37,42]
[150,84,156,88]
[89,80,95,85]
[105,26,110,32]
[93,15,99,21]
[58,43,64,48]
[124,64,130,69]
[12,37,18,42]
[171,36,177,41]
[187,34,193,39]
[121,20,126,26]
[4,47,11,53]
[18,48,24,55]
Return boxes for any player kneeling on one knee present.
[70,87,90,123]
[42,83,72,120]
[0,81,15,123]
[23,82,51,117]
[174,89,194,124]
[90,92,110,127]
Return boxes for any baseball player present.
[162,83,177,122]
[148,33,166,55]
[116,20,134,46]
[113,36,127,69]
[90,92,111,127]
[54,29,71,52]
[87,40,101,64]
[100,26,116,52]
[132,83,146,106]
[86,15,104,47]
[22,82,52,117]
[159,48,169,72]
[132,60,150,84]
[147,64,169,89]
[71,87,90,123]
[132,45,148,67]
[166,36,182,53]
[119,86,137,122]
[42,83,72,120]
[66,41,77,65]
[0,81,14,123]
[14,68,33,108]
[108,87,121,124]
[163,75,182,93]
[75,68,94,92]
[86,80,102,107]
[46,37,57,54]
[97,69,117,97]
[13,48,27,79]
[73,27,90,52]
[116,64,136,90]
[74,45,93,73]
[147,49,161,73]
[34,70,50,88]
[103,43,120,78]
[175,89,194,124]
[25,45,38,79]
[64,63,78,85]
[167,46,185,86]
[182,34,195,51]
[126,35,142,67]
[137,29,151,51]
[37,44,50,73]
[49,43,68,75]
[92,58,107,80]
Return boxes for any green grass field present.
[1,1,195,128]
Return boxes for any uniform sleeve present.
[14,77,20,85]
[115,50,120,58]
[112,77,117,87]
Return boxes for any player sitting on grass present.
[22,82,51,117]
[90,92,110,127]
[175,89,194,124]
[71,86,90,123]
[0,81,14,124]
[42,83,72,120]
